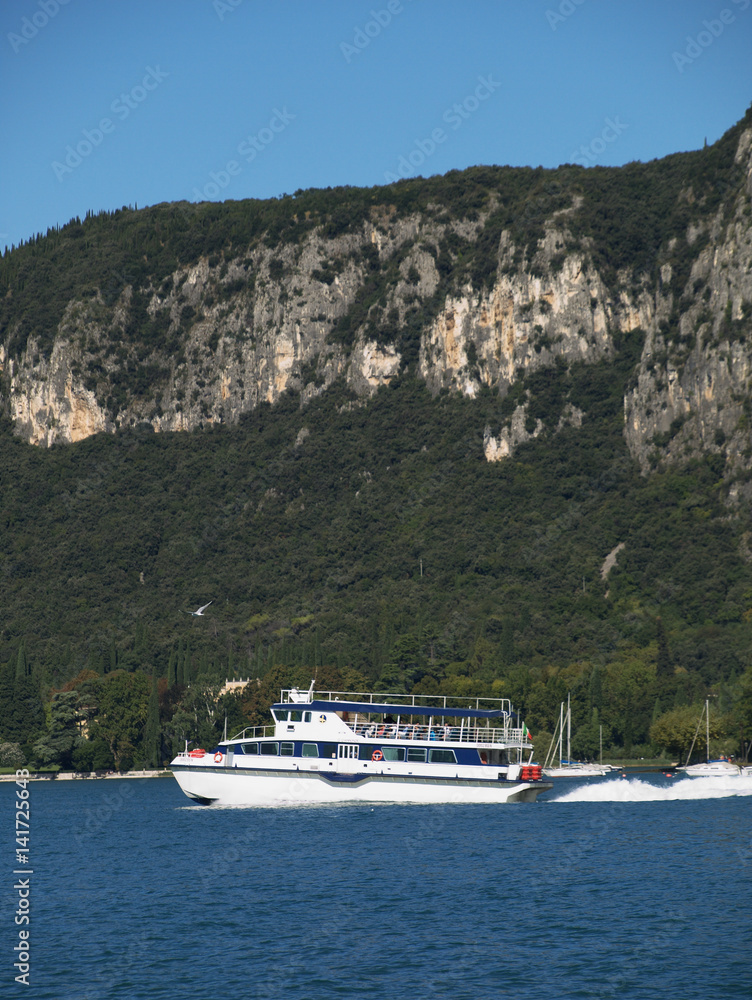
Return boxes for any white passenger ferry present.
[170,682,552,805]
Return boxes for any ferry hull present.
[171,765,552,806]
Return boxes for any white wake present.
[550,773,752,803]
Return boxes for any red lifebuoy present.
[214,752,223,763]
[371,749,384,761]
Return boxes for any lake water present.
[2,773,751,999]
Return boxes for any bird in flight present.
[186,601,213,616]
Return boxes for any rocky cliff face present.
[2,123,752,481]
[623,129,752,479]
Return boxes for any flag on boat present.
[522,722,532,741]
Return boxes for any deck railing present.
[226,725,276,742]
[345,721,529,746]
[281,687,513,715]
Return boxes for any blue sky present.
[1,0,751,252]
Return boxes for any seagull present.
[186,601,213,617]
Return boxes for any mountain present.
[1,108,751,765]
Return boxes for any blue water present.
[1,774,751,999]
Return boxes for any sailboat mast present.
[706,699,710,762]
[567,693,571,763]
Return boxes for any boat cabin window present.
[280,742,294,756]
[241,743,258,755]
[338,744,359,759]
[290,710,303,722]
[304,712,312,722]
[259,742,279,756]
[429,748,457,764]
[407,748,426,762]
[273,710,288,722]
[381,747,405,762]
[302,743,318,757]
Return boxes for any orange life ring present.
[214,752,223,763]
[371,749,384,761]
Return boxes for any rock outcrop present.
[2,119,751,482]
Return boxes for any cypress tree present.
[589,664,603,713]
[500,618,515,667]
[12,645,44,747]
[0,658,15,740]
[142,672,161,768]
[656,618,672,677]
[183,642,192,685]
[15,642,27,683]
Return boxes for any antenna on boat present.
[223,714,227,741]
[307,678,315,701]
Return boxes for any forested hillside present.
[1,108,752,771]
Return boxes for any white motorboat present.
[170,682,552,805]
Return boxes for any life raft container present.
[189,749,206,758]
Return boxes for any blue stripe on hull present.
[171,764,551,792]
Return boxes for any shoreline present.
[0,769,173,782]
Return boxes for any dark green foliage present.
[1,344,752,758]
[2,107,752,762]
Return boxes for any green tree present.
[142,671,161,768]
[88,671,150,770]
[32,691,82,769]
[0,658,15,740]
[10,644,44,748]
[0,742,25,767]
[572,707,602,761]
[650,703,726,761]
